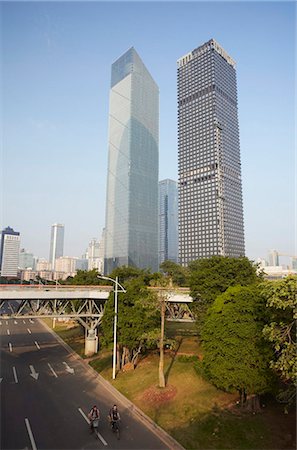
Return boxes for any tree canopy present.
[262,276,297,387]
[189,256,261,322]
[101,277,160,367]
[201,285,275,403]
[159,260,190,286]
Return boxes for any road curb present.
[40,320,185,450]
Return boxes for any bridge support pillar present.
[85,328,98,356]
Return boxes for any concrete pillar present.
[84,328,98,356]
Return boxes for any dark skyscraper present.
[159,179,178,265]
[178,39,245,266]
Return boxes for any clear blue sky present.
[1,1,296,263]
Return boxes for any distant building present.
[19,248,35,270]
[104,47,159,274]
[177,39,245,265]
[159,179,178,265]
[49,223,64,270]
[87,238,101,271]
[0,226,21,278]
[292,257,297,271]
[268,249,279,267]
[36,258,51,271]
[75,258,88,271]
[55,256,77,275]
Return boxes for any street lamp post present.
[97,275,126,379]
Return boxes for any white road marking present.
[14,320,18,324]
[29,319,34,324]
[0,377,3,383]
[34,341,40,350]
[13,366,18,383]
[23,320,26,324]
[29,365,39,380]
[0,321,2,325]
[7,329,10,335]
[27,328,32,334]
[9,343,12,352]
[47,363,58,378]
[78,408,107,446]
[63,362,74,374]
[6,321,8,325]
[25,418,37,450]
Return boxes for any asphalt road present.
[0,312,169,450]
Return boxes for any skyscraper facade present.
[178,39,245,266]
[49,223,64,270]
[104,48,159,274]
[0,226,21,277]
[159,179,178,265]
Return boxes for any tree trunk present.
[159,298,166,388]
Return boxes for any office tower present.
[159,179,178,265]
[49,223,64,270]
[0,226,21,277]
[104,48,159,274]
[177,39,245,266]
[87,238,100,271]
[268,249,279,266]
[19,248,35,270]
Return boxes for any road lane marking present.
[9,343,12,352]
[47,363,58,378]
[29,365,39,380]
[27,328,32,334]
[6,321,8,325]
[34,341,40,350]
[7,329,10,335]
[29,319,34,324]
[0,378,2,383]
[25,418,37,450]
[63,362,74,374]
[13,366,18,383]
[23,320,26,324]
[14,320,18,324]
[0,321,2,325]
[78,408,108,446]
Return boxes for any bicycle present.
[111,419,120,440]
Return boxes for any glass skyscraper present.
[178,39,245,266]
[159,179,178,265]
[49,223,64,270]
[104,48,159,274]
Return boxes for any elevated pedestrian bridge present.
[0,285,194,325]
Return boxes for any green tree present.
[262,276,297,403]
[159,260,190,286]
[201,285,275,406]
[63,269,105,285]
[101,277,160,370]
[189,256,261,323]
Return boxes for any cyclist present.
[88,405,100,433]
[109,404,120,430]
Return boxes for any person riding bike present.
[88,405,100,433]
[109,404,120,430]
